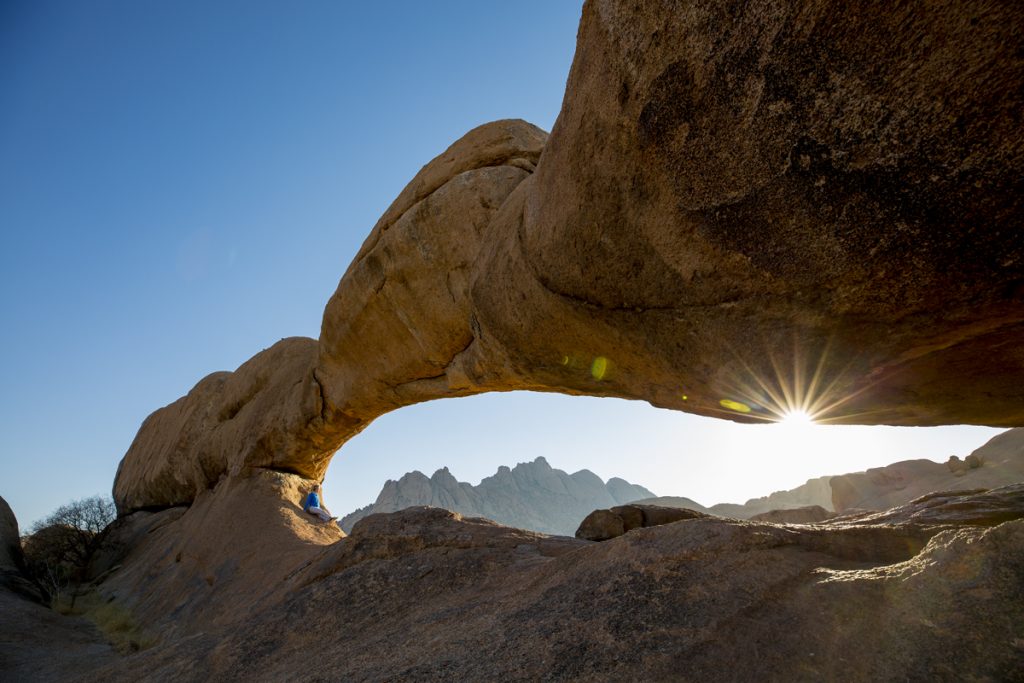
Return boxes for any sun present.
[781,409,815,425]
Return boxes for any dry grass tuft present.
[58,592,157,654]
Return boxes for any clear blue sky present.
[1,1,1003,529]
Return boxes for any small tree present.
[22,495,116,608]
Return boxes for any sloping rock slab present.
[82,500,1024,682]
[827,483,1024,527]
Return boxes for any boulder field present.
[114,0,1024,514]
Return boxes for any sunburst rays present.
[711,335,884,425]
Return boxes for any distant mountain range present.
[339,457,655,535]
[342,429,1024,535]
[636,427,1024,519]
[635,475,834,519]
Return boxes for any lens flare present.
[719,398,752,414]
[708,333,884,425]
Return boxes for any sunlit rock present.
[116,0,1024,519]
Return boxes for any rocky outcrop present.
[96,470,343,639]
[63,488,1024,682]
[8,2,1023,679]
[0,496,23,574]
[115,0,1024,514]
[575,504,709,541]
[514,0,1024,432]
[0,496,43,603]
[830,427,1024,512]
[828,484,1024,527]
[113,121,548,513]
[112,338,346,512]
[339,457,655,535]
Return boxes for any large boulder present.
[576,504,709,541]
[0,496,23,573]
[0,496,43,603]
[750,505,834,524]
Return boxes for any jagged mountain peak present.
[341,460,655,535]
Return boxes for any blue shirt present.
[305,492,320,509]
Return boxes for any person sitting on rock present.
[303,483,336,523]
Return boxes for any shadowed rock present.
[1,498,118,681]
[0,496,25,579]
[576,504,709,541]
[1,496,43,603]
[750,505,834,524]
[828,483,1024,527]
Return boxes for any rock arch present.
[114,0,1024,513]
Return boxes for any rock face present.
[513,0,1024,430]
[0,588,116,681]
[114,0,1024,514]
[339,457,655,535]
[50,487,1023,682]
[112,337,351,512]
[0,496,43,603]
[829,484,1024,527]
[96,471,344,640]
[0,496,23,574]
